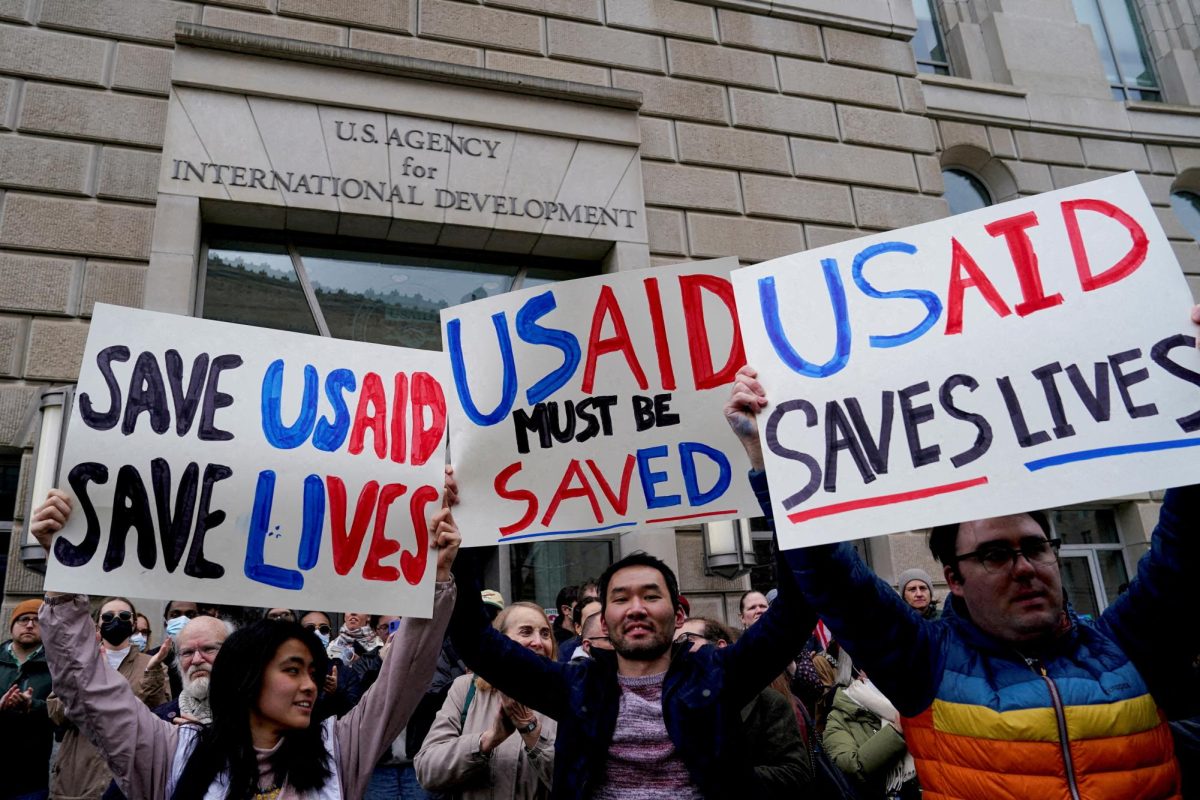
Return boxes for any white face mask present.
[130,633,147,652]
[315,631,331,648]
[165,616,189,641]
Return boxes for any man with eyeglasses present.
[1,599,54,800]
[158,615,231,726]
[725,303,1200,800]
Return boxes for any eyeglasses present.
[136,628,152,637]
[100,611,133,623]
[303,623,332,636]
[13,614,38,627]
[674,631,711,645]
[954,538,1062,573]
[178,644,221,663]
[583,635,609,644]
[167,609,198,620]
[267,611,295,622]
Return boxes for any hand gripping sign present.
[440,258,760,546]
[732,173,1200,550]
[44,305,449,617]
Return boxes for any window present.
[200,228,596,351]
[1072,0,1161,101]
[509,540,613,611]
[942,169,993,215]
[1171,190,1200,242]
[1052,507,1128,619]
[911,0,950,75]
[0,452,19,582]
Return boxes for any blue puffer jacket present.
[766,472,1198,800]
[448,544,815,800]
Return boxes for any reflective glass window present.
[1073,0,1161,101]
[942,169,993,215]
[1171,190,1200,242]
[911,0,950,75]
[203,241,319,335]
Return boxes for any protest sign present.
[732,173,1200,550]
[440,257,760,547]
[44,305,449,616]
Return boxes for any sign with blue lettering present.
[441,258,761,547]
[733,173,1200,550]
[44,305,448,616]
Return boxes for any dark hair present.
[172,620,331,800]
[689,617,737,646]
[554,584,581,629]
[96,596,137,622]
[929,511,1053,572]
[572,596,600,628]
[598,552,680,613]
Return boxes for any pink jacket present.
[39,583,455,799]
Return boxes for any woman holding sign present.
[28,480,460,800]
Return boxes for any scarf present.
[330,625,379,658]
[844,679,917,792]
[179,685,214,725]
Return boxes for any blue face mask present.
[130,633,147,652]
[165,616,189,641]
[314,630,330,648]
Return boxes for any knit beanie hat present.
[10,598,42,629]
[897,568,934,594]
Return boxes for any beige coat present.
[415,672,556,800]
[48,645,170,800]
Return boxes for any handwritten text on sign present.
[441,258,760,546]
[44,306,449,616]
[732,173,1200,549]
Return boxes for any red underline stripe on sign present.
[645,509,738,524]
[786,476,990,524]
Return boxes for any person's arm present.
[448,548,575,721]
[39,595,178,800]
[1098,483,1200,709]
[45,691,69,726]
[521,713,556,792]
[413,674,490,790]
[725,368,943,715]
[334,504,459,799]
[133,654,171,710]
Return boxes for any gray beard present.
[180,678,213,724]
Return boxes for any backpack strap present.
[459,677,477,729]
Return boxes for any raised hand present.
[723,365,768,471]
[146,637,173,670]
[29,489,72,552]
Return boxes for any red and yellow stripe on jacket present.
[904,681,1180,799]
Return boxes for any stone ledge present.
[686,0,915,39]
[175,21,641,110]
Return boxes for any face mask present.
[100,617,134,646]
[130,633,147,652]
[165,616,189,640]
[314,630,330,648]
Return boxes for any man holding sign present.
[727,282,1200,800]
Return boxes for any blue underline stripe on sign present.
[498,521,639,542]
[1024,436,1200,472]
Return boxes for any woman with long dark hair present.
[29,478,460,800]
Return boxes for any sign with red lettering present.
[441,258,760,547]
[733,173,1200,549]
[44,305,449,616]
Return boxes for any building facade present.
[1,0,1198,628]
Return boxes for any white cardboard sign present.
[732,173,1200,550]
[44,305,449,617]
[440,258,760,547]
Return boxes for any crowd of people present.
[3,306,1199,799]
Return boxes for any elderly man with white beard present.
[157,615,232,725]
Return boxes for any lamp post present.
[702,517,757,580]
[20,386,73,571]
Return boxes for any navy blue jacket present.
[448,532,815,799]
